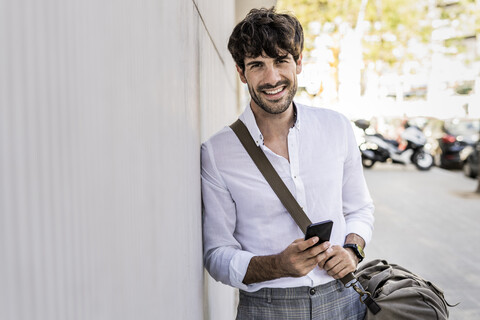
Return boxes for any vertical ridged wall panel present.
[0,0,238,319]
[196,0,239,318]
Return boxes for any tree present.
[276,0,480,84]
[277,0,433,68]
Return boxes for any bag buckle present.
[346,280,382,314]
[346,279,369,301]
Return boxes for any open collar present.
[238,102,301,147]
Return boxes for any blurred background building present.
[0,1,273,319]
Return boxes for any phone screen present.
[305,220,333,247]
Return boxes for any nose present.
[263,64,282,86]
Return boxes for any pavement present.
[362,163,480,319]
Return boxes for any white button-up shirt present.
[201,103,374,292]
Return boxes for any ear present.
[296,53,303,74]
[236,65,247,84]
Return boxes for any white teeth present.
[264,87,283,95]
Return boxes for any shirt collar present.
[238,102,301,147]
[293,102,301,130]
[239,103,264,146]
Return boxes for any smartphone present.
[305,220,333,247]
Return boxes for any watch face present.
[357,245,365,258]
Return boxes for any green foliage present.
[277,0,433,68]
[279,0,478,66]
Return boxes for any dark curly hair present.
[228,7,304,72]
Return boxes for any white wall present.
[197,0,240,319]
[0,0,239,319]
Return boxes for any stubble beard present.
[248,78,297,115]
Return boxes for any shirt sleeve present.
[201,141,252,289]
[341,116,375,245]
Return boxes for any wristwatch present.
[343,243,365,263]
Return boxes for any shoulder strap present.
[230,119,381,315]
[230,119,311,234]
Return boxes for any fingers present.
[298,237,330,252]
[285,242,358,279]
[321,246,357,279]
[324,258,355,279]
[303,241,331,268]
[316,246,333,270]
[296,237,318,251]
[293,238,331,265]
[278,239,331,278]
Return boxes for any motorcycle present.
[354,119,434,171]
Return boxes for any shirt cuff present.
[229,250,255,290]
[345,221,373,246]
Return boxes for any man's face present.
[237,52,302,115]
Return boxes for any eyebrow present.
[245,60,263,67]
[245,54,290,67]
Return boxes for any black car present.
[423,118,479,169]
[463,141,480,178]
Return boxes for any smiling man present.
[201,7,374,319]
[240,53,298,115]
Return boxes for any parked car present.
[423,118,480,169]
[462,141,480,178]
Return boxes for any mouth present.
[261,86,287,99]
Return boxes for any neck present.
[250,102,296,140]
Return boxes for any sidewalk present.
[363,163,480,319]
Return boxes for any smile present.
[262,86,286,96]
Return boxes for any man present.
[201,7,374,319]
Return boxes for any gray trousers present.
[236,280,366,320]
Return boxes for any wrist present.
[345,247,360,264]
[343,243,365,263]
[274,252,295,278]
[243,254,285,285]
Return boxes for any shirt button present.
[309,288,316,295]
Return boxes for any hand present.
[276,237,331,278]
[242,237,331,285]
[317,245,357,279]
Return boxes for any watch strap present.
[344,243,365,262]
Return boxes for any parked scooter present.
[354,119,434,171]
